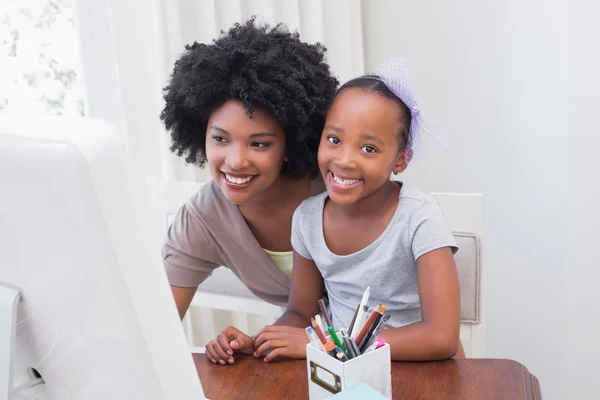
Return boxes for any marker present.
[363,338,386,354]
[328,326,346,353]
[323,341,337,357]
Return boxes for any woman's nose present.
[225,146,250,170]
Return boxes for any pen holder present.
[306,339,392,399]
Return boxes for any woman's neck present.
[238,175,312,219]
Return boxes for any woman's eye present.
[251,142,271,149]
[360,145,377,154]
[327,136,340,145]
[212,135,227,143]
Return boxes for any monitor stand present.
[1,282,21,399]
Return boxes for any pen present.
[311,318,328,345]
[328,326,346,353]
[305,326,324,351]
[335,346,349,362]
[341,334,355,358]
[347,303,361,337]
[360,314,390,352]
[318,298,333,328]
[351,286,370,340]
[358,312,383,350]
[355,310,381,347]
[340,330,359,359]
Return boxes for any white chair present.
[432,193,484,357]
[165,181,483,356]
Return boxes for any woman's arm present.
[253,252,324,361]
[171,285,198,320]
[379,247,461,361]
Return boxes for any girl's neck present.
[331,180,400,220]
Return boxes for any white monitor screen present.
[0,117,205,400]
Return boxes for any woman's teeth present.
[225,174,253,184]
[332,173,359,186]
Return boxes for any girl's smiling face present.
[318,88,408,206]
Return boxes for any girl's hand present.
[253,325,310,362]
[205,326,254,365]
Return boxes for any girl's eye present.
[212,135,227,143]
[251,142,271,149]
[327,136,340,145]
[360,145,377,154]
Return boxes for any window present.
[0,0,83,116]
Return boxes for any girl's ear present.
[393,150,408,175]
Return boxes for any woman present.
[160,17,338,365]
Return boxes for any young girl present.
[252,57,463,362]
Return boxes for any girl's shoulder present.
[398,183,439,209]
[294,190,328,221]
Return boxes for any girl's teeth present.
[333,173,359,186]
[225,174,253,184]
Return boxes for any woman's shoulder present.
[184,179,234,222]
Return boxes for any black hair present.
[160,17,339,179]
[336,75,411,148]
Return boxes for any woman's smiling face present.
[205,99,287,205]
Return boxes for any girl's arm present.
[379,246,461,361]
[253,252,324,361]
[277,251,324,326]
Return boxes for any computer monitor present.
[0,116,205,400]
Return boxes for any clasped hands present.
[205,325,309,365]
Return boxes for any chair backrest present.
[432,193,484,357]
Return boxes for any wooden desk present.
[193,353,542,400]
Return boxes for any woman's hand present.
[253,325,310,362]
[205,326,254,365]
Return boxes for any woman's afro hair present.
[160,17,339,179]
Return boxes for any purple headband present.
[370,57,447,163]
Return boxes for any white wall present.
[363,1,568,399]
[568,1,600,399]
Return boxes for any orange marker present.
[323,341,337,357]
